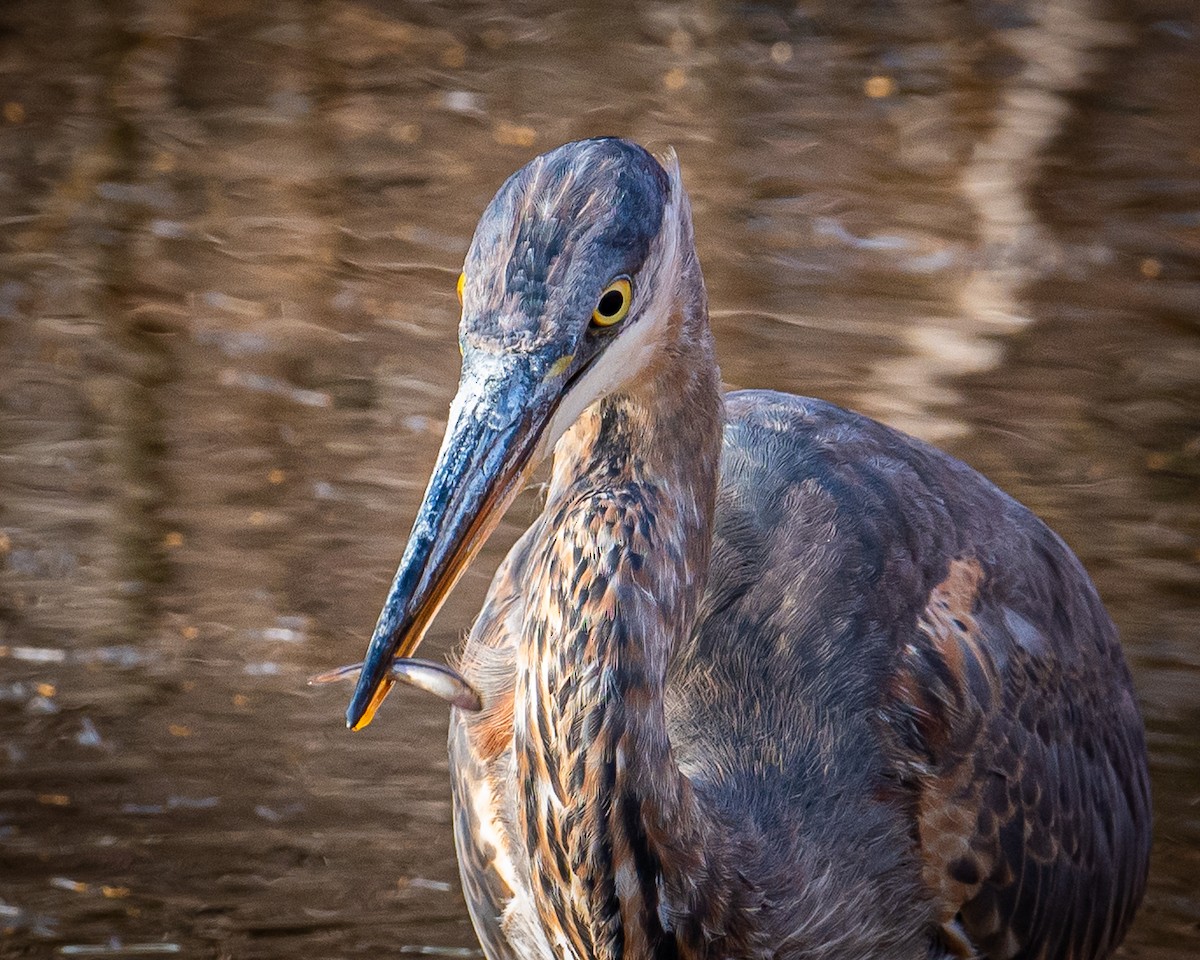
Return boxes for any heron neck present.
[545,321,725,669]
[514,306,725,957]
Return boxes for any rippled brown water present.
[1,0,1197,956]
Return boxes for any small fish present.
[309,658,482,713]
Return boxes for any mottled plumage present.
[345,138,1151,960]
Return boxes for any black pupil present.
[597,288,624,317]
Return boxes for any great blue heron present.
[328,138,1151,959]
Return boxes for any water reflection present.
[0,0,1197,957]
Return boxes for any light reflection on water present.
[0,0,1197,957]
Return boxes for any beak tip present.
[345,687,368,731]
[346,672,391,731]
[345,696,370,731]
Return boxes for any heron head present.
[347,138,697,729]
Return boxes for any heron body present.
[343,139,1151,960]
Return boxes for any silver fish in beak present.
[308,658,481,713]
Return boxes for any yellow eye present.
[591,277,631,327]
[456,272,466,305]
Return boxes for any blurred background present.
[0,0,1197,956]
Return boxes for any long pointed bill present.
[346,353,553,730]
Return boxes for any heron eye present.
[456,272,466,305]
[591,278,632,327]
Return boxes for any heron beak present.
[346,352,554,730]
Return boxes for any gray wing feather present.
[668,391,1150,960]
